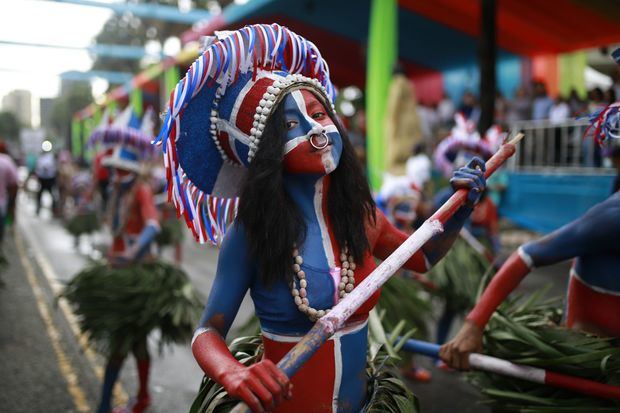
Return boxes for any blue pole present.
[401,338,441,358]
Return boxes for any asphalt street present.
[1,195,571,413]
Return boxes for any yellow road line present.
[17,222,128,405]
[15,230,90,413]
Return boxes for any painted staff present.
[401,338,620,400]
[232,133,523,412]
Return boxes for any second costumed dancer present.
[63,122,202,413]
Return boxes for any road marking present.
[17,219,129,405]
[15,230,90,412]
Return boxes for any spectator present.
[459,91,480,124]
[549,96,570,124]
[506,86,531,122]
[531,81,553,121]
[494,90,508,124]
[437,93,456,128]
[604,88,616,105]
[418,102,440,146]
[0,141,18,243]
[588,87,607,113]
[35,148,58,216]
[567,89,586,116]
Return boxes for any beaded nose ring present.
[309,132,330,150]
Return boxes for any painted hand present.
[221,360,292,413]
[439,319,483,370]
[450,157,486,206]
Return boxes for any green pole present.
[130,88,143,117]
[84,107,102,162]
[366,0,397,190]
[71,118,82,158]
[108,100,118,118]
[164,65,181,96]
[82,117,95,162]
[92,106,102,127]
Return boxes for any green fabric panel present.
[366,0,397,190]
[71,119,82,158]
[92,107,102,127]
[88,108,102,161]
[108,100,118,118]
[82,118,94,156]
[165,66,181,96]
[130,88,143,117]
[559,51,587,99]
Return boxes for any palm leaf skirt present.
[64,212,101,237]
[427,238,493,313]
[472,291,620,412]
[189,335,420,413]
[62,260,202,356]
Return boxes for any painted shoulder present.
[577,192,620,232]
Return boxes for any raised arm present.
[129,184,160,262]
[371,157,486,273]
[191,224,290,413]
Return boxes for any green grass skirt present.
[64,212,101,237]
[62,260,202,356]
[427,238,493,313]
[376,274,432,339]
[189,335,419,413]
[472,291,620,412]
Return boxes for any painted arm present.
[425,157,487,265]
[127,185,160,262]
[440,199,616,370]
[191,224,291,413]
[372,157,486,272]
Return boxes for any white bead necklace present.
[290,245,356,321]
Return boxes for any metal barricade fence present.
[507,119,615,174]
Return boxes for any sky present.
[0,0,113,124]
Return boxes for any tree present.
[51,83,94,148]
[91,1,235,75]
[0,112,20,143]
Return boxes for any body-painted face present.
[112,167,137,189]
[281,89,343,175]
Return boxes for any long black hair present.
[237,94,376,286]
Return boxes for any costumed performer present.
[63,119,201,413]
[440,74,620,371]
[156,24,487,413]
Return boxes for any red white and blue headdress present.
[585,48,620,150]
[434,113,494,178]
[154,23,336,244]
[90,106,156,173]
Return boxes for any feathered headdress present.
[584,48,620,150]
[89,106,156,173]
[154,23,336,244]
[434,113,494,178]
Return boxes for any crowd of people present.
[416,79,620,148]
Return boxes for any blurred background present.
[1,1,619,412]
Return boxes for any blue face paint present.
[281,89,342,175]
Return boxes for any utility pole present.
[479,0,496,135]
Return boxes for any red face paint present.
[282,90,342,175]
